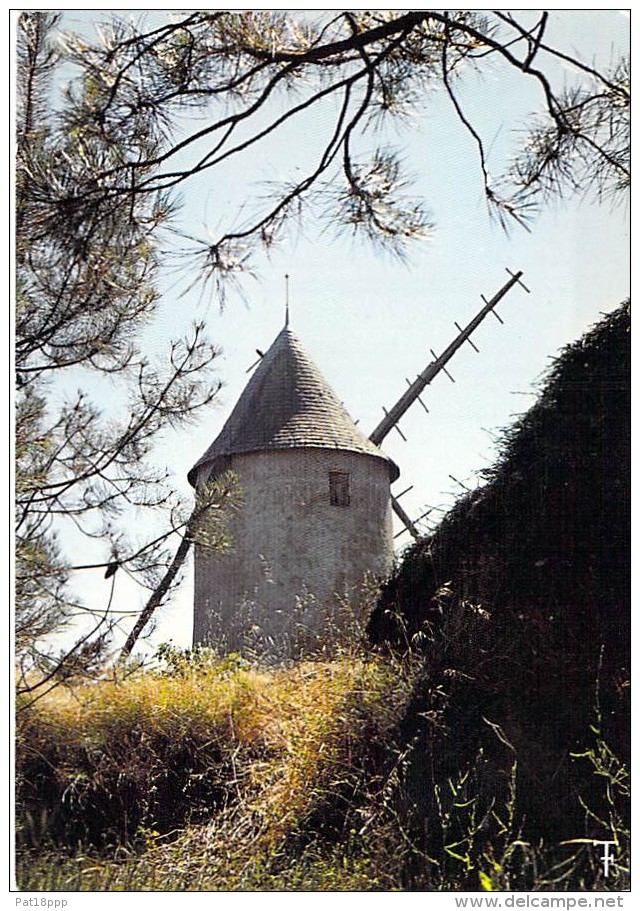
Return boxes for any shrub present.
[368,303,630,853]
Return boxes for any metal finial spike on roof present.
[284,273,290,327]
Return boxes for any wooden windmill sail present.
[368,268,530,539]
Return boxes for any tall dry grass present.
[15,643,629,891]
[16,647,416,882]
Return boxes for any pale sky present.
[40,9,631,654]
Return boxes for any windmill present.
[188,267,529,656]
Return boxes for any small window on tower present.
[329,471,350,507]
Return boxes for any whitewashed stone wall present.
[193,448,394,657]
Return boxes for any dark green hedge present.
[369,301,630,850]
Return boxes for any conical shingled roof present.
[188,326,399,486]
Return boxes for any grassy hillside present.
[15,304,630,891]
[15,650,420,890]
[15,645,628,891]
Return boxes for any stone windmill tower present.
[188,315,399,657]
[188,269,527,657]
